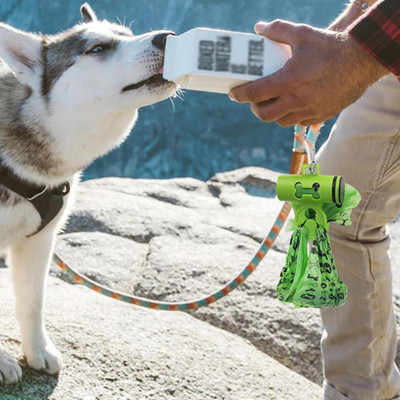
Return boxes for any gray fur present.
[0,66,26,205]
[0,61,59,181]
[0,62,32,127]
[41,23,132,98]
[1,123,60,174]
[0,186,14,204]
[41,27,88,98]
[0,184,23,206]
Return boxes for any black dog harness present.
[0,163,70,235]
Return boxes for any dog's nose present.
[152,31,175,50]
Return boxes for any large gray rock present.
[56,167,400,384]
[55,168,323,385]
[0,270,321,399]
[3,167,399,398]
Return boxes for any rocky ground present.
[1,167,399,399]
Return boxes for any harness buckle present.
[56,182,70,197]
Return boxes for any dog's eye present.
[87,45,106,54]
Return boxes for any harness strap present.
[0,163,70,235]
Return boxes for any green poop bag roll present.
[276,166,361,308]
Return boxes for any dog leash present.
[52,124,322,311]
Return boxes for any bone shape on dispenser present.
[294,182,321,200]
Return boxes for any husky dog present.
[0,3,176,383]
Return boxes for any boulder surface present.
[2,167,399,399]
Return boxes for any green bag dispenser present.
[276,164,360,308]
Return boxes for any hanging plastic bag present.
[276,183,360,308]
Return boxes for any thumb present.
[254,19,300,46]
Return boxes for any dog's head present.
[0,3,176,113]
[0,3,178,178]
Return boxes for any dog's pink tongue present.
[158,65,164,74]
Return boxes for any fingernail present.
[228,91,238,102]
[255,22,268,34]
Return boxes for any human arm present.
[349,0,400,77]
[329,0,379,31]
[229,0,396,127]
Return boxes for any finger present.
[277,113,307,127]
[278,111,327,127]
[299,118,324,126]
[250,96,302,122]
[229,71,283,103]
[254,19,303,46]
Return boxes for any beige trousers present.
[317,74,400,400]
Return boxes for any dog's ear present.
[80,3,98,23]
[0,23,42,87]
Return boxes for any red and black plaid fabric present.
[348,0,400,78]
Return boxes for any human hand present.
[229,20,388,127]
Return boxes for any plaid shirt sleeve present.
[348,0,400,78]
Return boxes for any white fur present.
[0,6,176,383]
